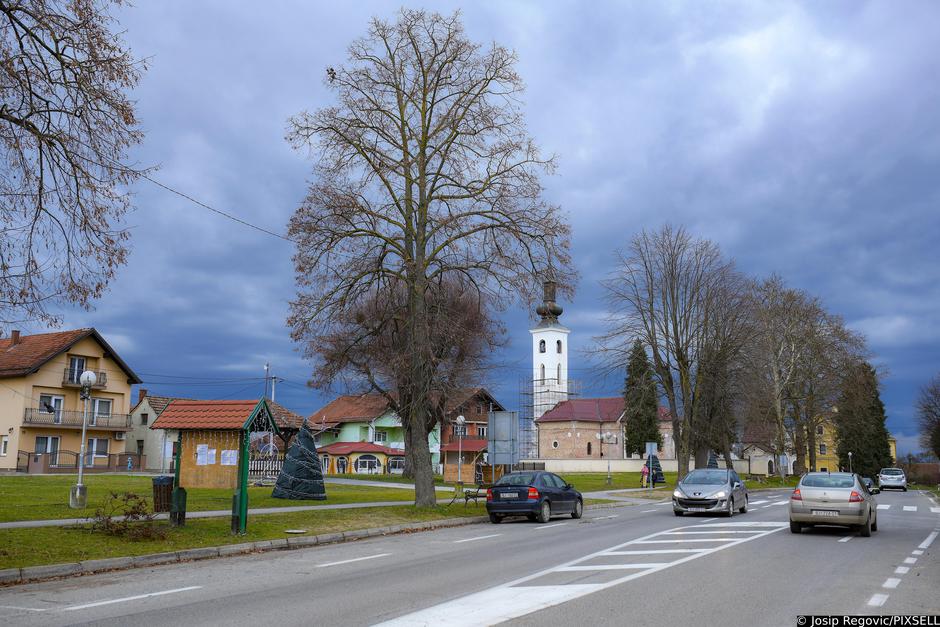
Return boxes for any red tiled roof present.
[151,399,263,430]
[318,441,404,456]
[268,400,305,430]
[0,328,140,382]
[309,388,504,427]
[440,438,487,453]
[536,397,625,423]
[658,406,672,423]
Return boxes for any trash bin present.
[152,475,174,513]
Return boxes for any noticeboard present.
[487,411,519,466]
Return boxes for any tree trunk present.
[401,424,415,480]
[694,444,709,469]
[408,410,437,507]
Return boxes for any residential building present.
[127,389,185,472]
[0,328,141,473]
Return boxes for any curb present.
[0,502,628,587]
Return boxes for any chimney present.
[10,330,20,345]
[137,388,148,405]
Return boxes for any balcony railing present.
[23,408,131,429]
[61,368,108,388]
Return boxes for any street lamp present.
[596,431,612,485]
[848,451,853,474]
[455,415,466,484]
[69,370,97,508]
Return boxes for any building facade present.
[0,329,141,472]
[127,389,182,472]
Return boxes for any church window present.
[539,340,546,353]
[557,364,561,381]
[540,364,545,380]
[587,442,592,455]
[552,440,559,449]
[556,340,562,354]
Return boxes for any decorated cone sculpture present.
[650,455,666,484]
[707,451,719,468]
[272,420,327,500]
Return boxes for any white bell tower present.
[531,280,569,419]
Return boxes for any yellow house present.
[811,418,897,473]
[0,328,141,472]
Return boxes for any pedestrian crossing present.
[873,504,940,513]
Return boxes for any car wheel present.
[871,513,878,532]
[674,510,683,516]
[739,495,748,514]
[536,500,551,523]
[489,513,502,524]
[903,487,907,492]
[789,521,802,534]
[860,512,872,537]
[724,496,734,518]
[571,499,583,519]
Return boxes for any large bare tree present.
[600,225,737,478]
[287,9,572,505]
[917,373,940,460]
[0,0,145,327]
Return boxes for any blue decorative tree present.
[272,420,326,500]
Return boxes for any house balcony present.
[61,368,108,388]
[23,408,131,431]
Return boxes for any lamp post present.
[69,370,97,508]
[848,451,853,474]
[456,415,466,484]
[596,431,612,485]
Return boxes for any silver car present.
[789,472,877,536]
[673,469,748,517]
[877,467,907,491]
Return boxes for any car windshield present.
[496,473,537,486]
[802,474,855,488]
[681,470,728,485]
[880,469,903,475]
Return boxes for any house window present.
[320,454,329,469]
[552,440,559,449]
[67,356,86,384]
[89,438,109,457]
[819,443,827,455]
[355,454,380,473]
[538,340,546,353]
[478,425,487,439]
[91,398,112,426]
[556,340,562,354]
[820,466,828,472]
[39,394,64,423]
[0,435,7,456]
[140,413,149,426]
[816,425,824,435]
[374,430,388,442]
[388,456,404,472]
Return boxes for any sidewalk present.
[324,477,452,492]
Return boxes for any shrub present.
[90,491,167,540]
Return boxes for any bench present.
[463,484,489,505]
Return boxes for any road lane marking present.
[559,564,668,571]
[932,507,940,514]
[641,510,657,513]
[378,522,786,626]
[592,515,619,520]
[838,535,854,543]
[748,500,768,505]
[894,566,910,575]
[663,530,764,535]
[771,501,788,506]
[918,531,938,550]
[605,549,709,555]
[534,523,567,530]
[868,593,889,607]
[903,506,917,512]
[913,550,924,555]
[701,518,718,522]
[883,578,901,589]
[635,538,736,544]
[454,534,501,544]
[903,557,917,564]
[761,505,774,509]
[317,553,390,568]
[0,606,47,612]
[63,586,202,612]
[877,504,890,510]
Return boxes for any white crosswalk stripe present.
[931,507,940,514]
[748,500,768,505]
[877,504,890,510]
[903,506,917,512]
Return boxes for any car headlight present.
[673,489,683,499]
[713,491,727,499]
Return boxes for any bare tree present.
[0,0,145,327]
[917,374,940,459]
[287,9,572,506]
[600,225,736,478]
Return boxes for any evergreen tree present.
[623,339,663,456]
[834,362,892,477]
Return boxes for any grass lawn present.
[326,473,447,486]
[0,504,487,569]
[743,475,800,490]
[0,475,417,522]
[556,472,678,493]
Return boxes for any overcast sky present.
[37,1,940,456]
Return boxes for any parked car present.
[861,477,880,494]
[789,472,877,536]
[486,471,582,524]
[672,468,748,517]
[877,467,907,491]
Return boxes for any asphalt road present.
[0,488,937,626]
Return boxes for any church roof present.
[536,398,625,423]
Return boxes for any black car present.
[486,471,583,523]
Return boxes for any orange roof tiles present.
[151,399,262,430]
[318,441,404,456]
[0,328,141,382]
[440,438,488,453]
[308,388,504,427]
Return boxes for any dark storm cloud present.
[38,1,940,454]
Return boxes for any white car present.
[877,468,907,491]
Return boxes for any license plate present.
[501,492,518,499]
[687,507,706,512]
[811,510,838,517]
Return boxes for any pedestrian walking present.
[641,463,649,488]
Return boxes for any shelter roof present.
[441,438,487,453]
[151,399,278,433]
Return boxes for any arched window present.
[355,454,380,474]
[540,364,545,380]
[557,364,562,381]
[538,339,546,353]
[587,442,592,456]
[556,340,562,354]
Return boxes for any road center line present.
[641,510,657,513]
[454,534,501,544]
[838,535,854,543]
[903,557,917,564]
[913,550,924,555]
[903,506,917,512]
[883,578,901,589]
[868,593,889,607]
[316,553,391,568]
[534,523,568,530]
[918,531,938,550]
[894,566,910,575]
[64,586,203,612]
[604,549,708,555]
[593,515,619,520]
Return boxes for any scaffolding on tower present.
[518,375,581,460]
